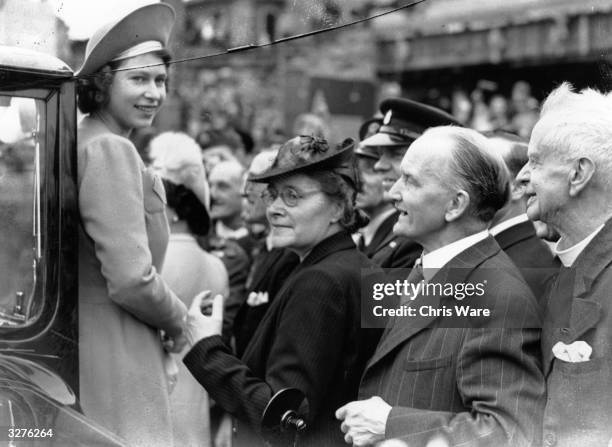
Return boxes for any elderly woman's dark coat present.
[184,231,381,446]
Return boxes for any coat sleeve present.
[384,282,545,447]
[183,268,348,431]
[78,135,187,336]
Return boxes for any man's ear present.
[445,190,470,222]
[330,201,344,225]
[568,157,595,197]
[510,179,526,201]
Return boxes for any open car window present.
[0,96,43,328]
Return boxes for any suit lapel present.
[365,212,398,257]
[366,236,502,369]
[493,220,535,250]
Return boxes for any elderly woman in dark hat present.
[183,136,378,446]
[75,4,190,446]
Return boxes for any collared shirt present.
[215,220,249,240]
[555,223,604,267]
[489,213,529,236]
[422,230,490,280]
[359,208,397,247]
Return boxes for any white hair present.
[531,82,612,187]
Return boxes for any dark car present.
[0,45,126,446]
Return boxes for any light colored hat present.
[76,3,175,77]
[149,132,202,181]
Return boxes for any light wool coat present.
[77,116,187,447]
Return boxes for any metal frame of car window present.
[0,60,79,395]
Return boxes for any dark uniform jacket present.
[493,219,560,305]
[359,235,545,447]
[541,219,612,447]
[363,211,422,268]
[184,231,381,446]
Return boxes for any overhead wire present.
[77,0,429,78]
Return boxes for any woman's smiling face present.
[266,173,341,258]
[102,53,167,134]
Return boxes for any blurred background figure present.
[209,159,248,242]
[197,128,245,172]
[201,158,251,345]
[510,81,540,138]
[292,112,330,140]
[150,131,229,447]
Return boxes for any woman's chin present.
[269,233,294,249]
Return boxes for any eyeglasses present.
[261,186,322,207]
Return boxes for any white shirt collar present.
[359,208,396,246]
[422,230,490,280]
[554,224,604,267]
[215,221,249,240]
[489,213,529,236]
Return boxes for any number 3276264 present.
[8,428,54,438]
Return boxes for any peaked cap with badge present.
[360,97,461,149]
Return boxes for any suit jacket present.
[494,220,560,305]
[233,244,300,357]
[541,219,612,447]
[359,235,545,447]
[364,211,422,268]
[184,231,380,446]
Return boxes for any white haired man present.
[336,126,544,447]
[521,83,612,446]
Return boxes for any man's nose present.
[374,153,391,172]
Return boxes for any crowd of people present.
[71,3,611,447]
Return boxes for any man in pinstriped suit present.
[336,126,545,446]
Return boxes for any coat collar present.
[564,218,612,300]
[492,219,536,250]
[366,235,502,369]
[298,231,356,269]
[365,211,399,256]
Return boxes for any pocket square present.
[247,291,269,307]
[552,340,592,363]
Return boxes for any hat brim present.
[360,132,412,148]
[76,3,175,76]
[249,141,355,183]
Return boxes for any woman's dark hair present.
[77,49,171,114]
[307,170,369,233]
[162,178,210,236]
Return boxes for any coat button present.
[544,432,556,446]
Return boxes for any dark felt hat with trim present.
[249,136,360,189]
[360,97,461,148]
[76,3,175,77]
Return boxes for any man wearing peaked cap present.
[354,98,460,268]
[354,119,421,269]
[362,97,461,197]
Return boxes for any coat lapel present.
[493,220,535,250]
[366,235,502,369]
[542,219,612,375]
[365,212,398,257]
